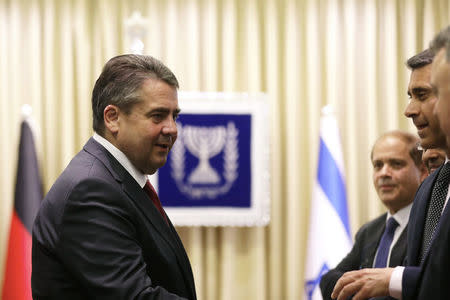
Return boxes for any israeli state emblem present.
[171,120,238,198]
[158,113,252,207]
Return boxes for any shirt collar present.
[387,202,412,229]
[93,133,148,188]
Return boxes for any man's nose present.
[404,100,418,118]
[162,117,177,136]
[379,164,392,176]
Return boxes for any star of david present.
[305,263,330,300]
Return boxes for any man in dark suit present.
[412,25,450,299]
[320,130,427,300]
[330,49,449,300]
[32,54,197,299]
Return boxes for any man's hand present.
[331,268,394,300]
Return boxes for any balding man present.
[320,130,427,300]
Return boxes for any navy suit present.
[320,213,407,300]
[32,138,197,300]
[416,197,450,299]
[403,164,450,299]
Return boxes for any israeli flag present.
[304,105,352,300]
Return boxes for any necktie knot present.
[144,180,156,197]
[385,217,399,235]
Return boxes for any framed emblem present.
[150,92,270,226]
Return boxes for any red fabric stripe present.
[2,211,32,300]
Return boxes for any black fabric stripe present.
[14,120,43,233]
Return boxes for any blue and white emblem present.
[159,113,251,207]
[154,92,270,227]
[171,121,239,198]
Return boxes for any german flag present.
[2,119,42,300]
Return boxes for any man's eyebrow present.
[148,107,169,113]
[146,107,181,115]
[410,87,431,94]
[388,158,404,162]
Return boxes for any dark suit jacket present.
[402,164,449,300]
[416,192,450,299]
[320,213,407,300]
[32,138,197,300]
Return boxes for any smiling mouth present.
[414,121,427,130]
[417,125,427,130]
[156,143,169,149]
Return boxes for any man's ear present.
[104,105,120,134]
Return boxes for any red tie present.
[143,180,168,225]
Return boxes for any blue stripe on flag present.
[317,138,350,238]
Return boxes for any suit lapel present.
[84,138,195,297]
[362,214,408,268]
[361,214,386,268]
[121,175,177,243]
[121,173,196,298]
[166,218,197,298]
[423,186,450,266]
[408,167,441,265]
[389,226,407,266]
[84,139,180,248]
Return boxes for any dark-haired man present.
[413,24,450,299]
[331,48,449,300]
[32,54,197,299]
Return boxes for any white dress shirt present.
[372,203,412,268]
[93,133,147,188]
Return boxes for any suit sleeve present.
[56,178,188,300]
[401,266,421,300]
[320,227,366,300]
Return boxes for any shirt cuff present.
[389,266,404,299]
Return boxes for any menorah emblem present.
[183,125,227,184]
[170,121,239,199]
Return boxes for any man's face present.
[372,136,425,214]
[432,48,450,143]
[115,78,179,175]
[404,64,446,149]
[422,148,446,174]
